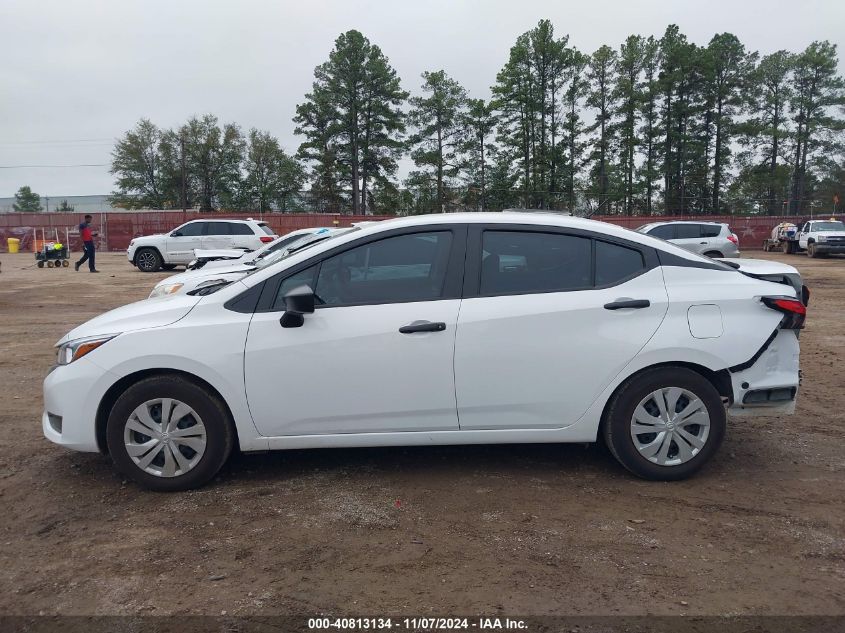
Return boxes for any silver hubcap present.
[124,398,207,477]
[630,387,711,466]
[138,252,155,269]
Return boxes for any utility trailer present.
[762,222,801,253]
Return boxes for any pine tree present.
[615,36,645,215]
[789,41,845,213]
[294,30,407,214]
[705,33,755,212]
[586,45,619,213]
[407,70,468,212]
[460,99,498,211]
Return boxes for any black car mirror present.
[280,285,315,328]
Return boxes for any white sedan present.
[187,227,334,270]
[44,213,805,491]
[149,228,353,298]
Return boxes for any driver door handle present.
[604,299,650,310]
[399,320,446,334]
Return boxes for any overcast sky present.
[1,0,843,198]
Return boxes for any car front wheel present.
[135,248,163,272]
[603,367,726,480]
[106,375,234,491]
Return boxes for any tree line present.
[111,21,845,215]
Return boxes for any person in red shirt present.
[74,214,99,272]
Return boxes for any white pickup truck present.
[797,219,845,258]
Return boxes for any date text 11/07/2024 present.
[307,617,528,630]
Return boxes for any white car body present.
[150,228,352,298]
[127,218,277,271]
[45,213,804,490]
[188,227,334,271]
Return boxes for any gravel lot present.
[0,250,843,617]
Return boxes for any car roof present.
[646,220,726,226]
[184,218,257,224]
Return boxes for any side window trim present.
[255,225,468,313]
[464,223,657,299]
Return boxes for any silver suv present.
[636,221,740,258]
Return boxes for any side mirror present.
[280,285,315,328]
[170,230,183,237]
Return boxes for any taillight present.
[260,236,274,243]
[727,233,738,245]
[761,296,806,329]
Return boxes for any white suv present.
[127,219,277,272]
[45,214,804,491]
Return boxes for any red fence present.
[0,211,822,253]
[0,212,389,253]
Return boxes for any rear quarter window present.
[259,223,275,236]
[595,241,645,286]
[701,225,722,238]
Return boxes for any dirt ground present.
[0,250,843,618]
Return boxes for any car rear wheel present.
[603,367,726,480]
[106,375,234,491]
[136,248,162,272]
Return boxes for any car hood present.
[816,231,845,238]
[57,294,202,345]
[158,262,255,288]
[130,234,166,244]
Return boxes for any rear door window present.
[205,222,232,236]
[480,231,592,295]
[700,225,722,238]
[674,224,701,239]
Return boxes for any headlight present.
[149,282,184,299]
[817,235,827,242]
[56,334,119,366]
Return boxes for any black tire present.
[135,248,163,272]
[602,366,726,481]
[807,242,819,258]
[703,251,724,259]
[106,374,234,491]
[37,260,44,268]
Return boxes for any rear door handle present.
[604,299,650,310]
[399,320,447,334]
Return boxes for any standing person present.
[74,214,99,273]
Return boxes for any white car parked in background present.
[150,227,353,298]
[188,227,334,270]
[45,213,805,491]
[127,218,277,272]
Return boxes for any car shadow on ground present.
[222,441,622,484]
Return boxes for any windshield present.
[251,227,358,271]
[812,221,845,232]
